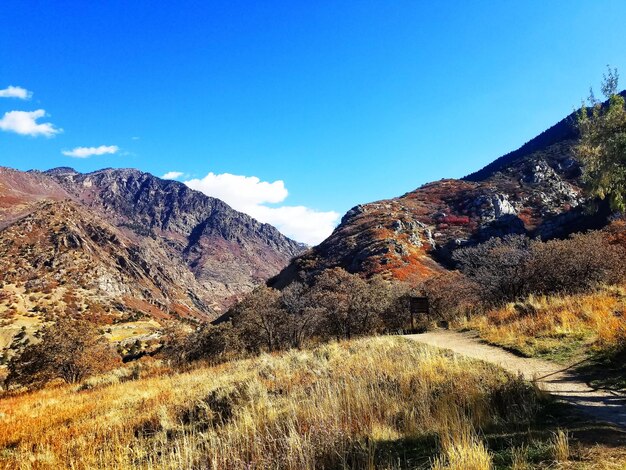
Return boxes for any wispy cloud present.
[184,172,339,245]
[0,109,61,137]
[162,171,185,179]
[62,145,119,158]
[0,86,32,99]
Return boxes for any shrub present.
[230,286,288,352]
[526,231,625,295]
[279,281,322,348]
[6,317,120,389]
[453,230,626,305]
[418,271,483,323]
[161,322,240,366]
[453,235,532,305]
[309,268,389,340]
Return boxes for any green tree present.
[576,67,626,211]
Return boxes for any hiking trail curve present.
[405,330,626,428]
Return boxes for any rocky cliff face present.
[45,168,304,306]
[270,106,607,287]
[0,167,304,322]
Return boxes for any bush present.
[6,317,120,389]
[453,230,625,306]
[161,322,240,366]
[418,271,483,323]
[230,286,288,352]
[309,268,389,340]
[453,234,532,305]
[526,231,625,295]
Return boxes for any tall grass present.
[0,337,540,469]
[431,427,492,470]
[467,286,626,361]
[551,429,570,462]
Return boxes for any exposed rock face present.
[0,200,214,320]
[0,167,305,320]
[270,105,607,288]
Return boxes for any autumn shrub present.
[161,322,242,366]
[308,268,390,339]
[418,271,483,323]
[6,317,120,389]
[222,269,395,356]
[453,234,532,305]
[230,285,290,352]
[454,230,626,306]
[526,231,625,295]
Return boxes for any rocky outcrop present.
[270,104,608,288]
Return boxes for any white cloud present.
[185,173,288,207]
[62,145,119,158]
[0,109,61,137]
[0,86,32,99]
[247,205,341,246]
[162,171,185,180]
[183,172,339,245]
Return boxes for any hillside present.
[44,167,304,305]
[270,102,611,287]
[0,167,304,359]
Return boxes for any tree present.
[576,67,626,211]
[310,268,387,340]
[7,317,120,389]
[280,282,322,348]
[231,286,287,352]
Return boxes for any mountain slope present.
[44,167,304,307]
[270,103,606,287]
[0,200,212,320]
[0,167,71,229]
[0,167,304,320]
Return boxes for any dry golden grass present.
[467,286,626,362]
[0,336,541,469]
[431,424,492,470]
[104,319,161,342]
[551,429,570,462]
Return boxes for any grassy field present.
[467,286,626,364]
[1,336,624,469]
[0,336,547,469]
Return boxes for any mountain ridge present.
[270,98,611,288]
[0,166,305,323]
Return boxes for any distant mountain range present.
[0,166,304,322]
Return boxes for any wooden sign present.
[409,296,429,315]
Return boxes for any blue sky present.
[1,1,626,244]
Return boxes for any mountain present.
[270,103,611,287]
[0,167,304,323]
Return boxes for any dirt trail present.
[405,330,626,428]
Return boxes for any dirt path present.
[405,330,626,428]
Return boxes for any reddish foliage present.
[440,215,470,225]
